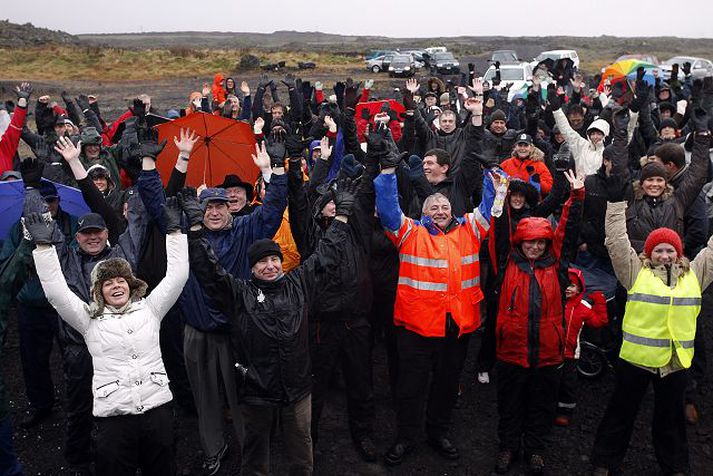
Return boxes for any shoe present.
[354,436,377,462]
[202,442,229,475]
[495,449,513,474]
[592,467,609,476]
[685,403,699,424]
[427,436,459,460]
[19,407,53,429]
[528,454,545,475]
[384,441,413,466]
[477,372,490,384]
[554,414,570,427]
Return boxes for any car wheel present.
[371,65,381,73]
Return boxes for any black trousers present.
[475,295,498,373]
[17,305,59,410]
[495,360,561,454]
[311,318,374,443]
[557,358,578,415]
[592,359,689,474]
[95,404,175,476]
[58,339,94,470]
[395,326,470,442]
[159,305,194,413]
[369,290,398,397]
[685,316,707,406]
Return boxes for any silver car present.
[660,56,713,80]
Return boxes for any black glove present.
[138,139,167,160]
[692,107,710,133]
[178,187,204,227]
[605,173,627,202]
[703,76,713,112]
[281,73,296,90]
[526,92,540,116]
[258,73,271,90]
[333,81,346,100]
[132,98,146,117]
[547,86,561,110]
[265,141,287,167]
[612,107,630,133]
[285,134,313,158]
[683,62,692,76]
[402,90,418,111]
[671,63,680,80]
[76,94,91,112]
[162,196,183,233]
[20,158,45,189]
[24,213,55,245]
[15,83,32,101]
[553,153,571,172]
[343,78,361,110]
[366,125,390,165]
[333,178,360,217]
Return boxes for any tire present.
[577,344,607,379]
[371,65,381,73]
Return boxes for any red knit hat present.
[643,228,683,258]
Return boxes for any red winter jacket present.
[564,268,608,359]
[495,188,584,368]
[0,106,27,173]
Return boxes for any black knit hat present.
[639,161,668,183]
[490,109,507,122]
[247,239,283,269]
[659,118,678,132]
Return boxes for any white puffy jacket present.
[34,233,189,417]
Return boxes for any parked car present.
[425,46,448,55]
[388,54,416,78]
[660,56,713,79]
[402,50,426,68]
[365,49,394,60]
[481,62,544,101]
[365,53,396,73]
[491,50,520,64]
[532,49,580,70]
[429,51,460,74]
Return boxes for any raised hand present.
[258,74,271,89]
[15,82,32,102]
[201,82,211,97]
[23,213,56,245]
[178,188,204,227]
[253,116,265,134]
[468,77,484,95]
[564,169,584,191]
[282,73,297,90]
[173,128,199,156]
[333,177,360,217]
[464,97,483,115]
[20,157,45,189]
[162,196,183,233]
[240,81,250,96]
[405,78,420,94]
[364,79,374,89]
[319,136,332,161]
[54,136,82,162]
[139,139,168,161]
[324,115,337,131]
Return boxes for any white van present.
[533,50,580,70]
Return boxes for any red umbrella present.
[155,112,258,187]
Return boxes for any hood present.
[508,179,539,208]
[213,73,224,86]
[512,216,554,244]
[567,267,586,293]
[587,118,610,138]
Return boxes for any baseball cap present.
[76,213,107,233]
[199,187,230,203]
[516,133,533,145]
[39,181,59,200]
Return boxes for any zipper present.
[508,286,518,312]
[96,380,119,389]
[150,372,166,376]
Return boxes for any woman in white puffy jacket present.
[27,197,189,476]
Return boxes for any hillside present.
[0,20,79,47]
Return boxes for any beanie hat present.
[248,239,283,269]
[80,127,102,147]
[439,93,450,106]
[639,161,668,183]
[602,144,617,161]
[659,118,678,132]
[490,109,507,122]
[88,258,147,318]
[644,227,683,258]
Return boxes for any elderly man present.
[373,130,500,465]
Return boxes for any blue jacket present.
[137,169,288,332]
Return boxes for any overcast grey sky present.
[5,0,713,37]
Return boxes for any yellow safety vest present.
[620,267,701,369]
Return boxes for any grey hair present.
[422,193,451,214]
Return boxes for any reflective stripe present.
[628,293,702,307]
[557,402,577,409]
[679,339,695,349]
[627,293,670,305]
[623,331,670,348]
[398,277,447,291]
[397,220,414,248]
[461,277,480,289]
[461,254,479,265]
[400,254,448,268]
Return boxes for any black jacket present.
[187,220,349,406]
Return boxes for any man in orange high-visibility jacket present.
[375,161,501,465]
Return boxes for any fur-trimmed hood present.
[87,257,147,318]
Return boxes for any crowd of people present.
[1,58,712,476]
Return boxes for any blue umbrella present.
[0,179,90,239]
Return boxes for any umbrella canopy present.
[155,112,258,187]
[355,100,406,121]
[598,59,658,91]
[0,179,90,239]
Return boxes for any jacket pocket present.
[150,372,170,387]
[95,380,120,398]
